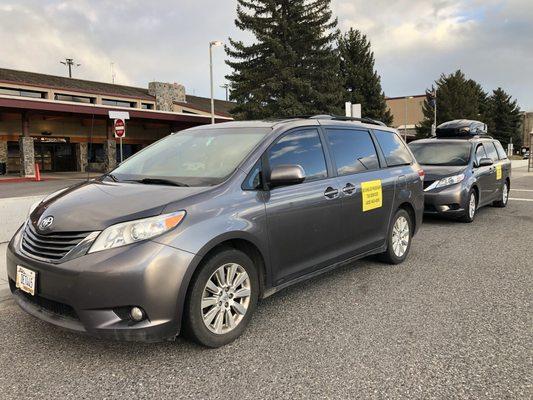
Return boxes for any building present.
[0,68,234,176]
[385,95,426,140]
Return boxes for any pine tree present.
[487,88,522,146]
[416,70,488,138]
[226,0,343,119]
[337,28,392,124]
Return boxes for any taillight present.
[418,169,425,180]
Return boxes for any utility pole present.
[404,96,413,141]
[209,41,223,124]
[60,58,80,78]
[110,62,116,84]
[220,84,230,101]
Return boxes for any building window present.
[88,144,105,163]
[55,93,95,104]
[0,87,45,99]
[102,98,135,108]
[141,103,154,110]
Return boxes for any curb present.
[0,284,11,303]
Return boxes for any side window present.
[374,130,413,167]
[268,129,327,182]
[494,141,508,160]
[242,160,262,190]
[475,144,487,163]
[483,142,499,162]
[325,129,379,175]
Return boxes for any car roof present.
[410,137,496,145]
[184,117,398,135]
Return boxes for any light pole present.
[60,58,80,78]
[220,83,230,101]
[404,96,413,141]
[209,41,223,124]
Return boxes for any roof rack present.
[309,114,387,126]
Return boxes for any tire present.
[460,190,477,223]
[379,208,412,264]
[183,248,259,348]
[493,181,509,207]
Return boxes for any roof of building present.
[0,67,235,116]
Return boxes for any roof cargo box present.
[436,120,487,138]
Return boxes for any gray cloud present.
[0,0,531,110]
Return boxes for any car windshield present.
[408,141,472,166]
[112,127,270,186]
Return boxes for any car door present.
[323,127,394,256]
[482,142,500,201]
[263,128,343,285]
[473,143,493,205]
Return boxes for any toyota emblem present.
[39,216,54,231]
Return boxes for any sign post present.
[108,111,129,165]
[113,119,126,163]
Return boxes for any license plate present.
[16,265,37,296]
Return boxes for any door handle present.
[324,187,339,199]
[342,183,356,195]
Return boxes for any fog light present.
[130,307,144,321]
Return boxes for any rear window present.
[374,130,413,167]
[325,129,379,175]
[408,141,471,166]
[494,141,508,160]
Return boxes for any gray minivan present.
[7,116,424,347]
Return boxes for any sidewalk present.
[0,243,9,302]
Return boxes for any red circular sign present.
[114,119,125,138]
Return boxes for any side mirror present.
[268,164,305,188]
[477,157,493,167]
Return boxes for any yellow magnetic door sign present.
[496,164,502,180]
[361,180,383,212]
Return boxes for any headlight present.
[88,211,186,253]
[425,174,465,191]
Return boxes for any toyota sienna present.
[7,116,424,347]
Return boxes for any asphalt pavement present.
[0,172,531,399]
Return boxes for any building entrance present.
[34,138,75,172]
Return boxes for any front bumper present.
[6,226,196,342]
[423,183,469,216]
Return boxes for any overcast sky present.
[0,0,531,110]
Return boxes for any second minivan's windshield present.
[112,127,270,186]
[408,141,472,166]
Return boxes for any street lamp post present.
[404,96,413,141]
[209,41,223,124]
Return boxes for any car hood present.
[421,165,467,181]
[30,180,209,233]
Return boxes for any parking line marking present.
[509,197,533,202]
[511,189,533,192]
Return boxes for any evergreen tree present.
[416,70,488,138]
[226,0,343,119]
[487,88,522,146]
[337,28,392,124]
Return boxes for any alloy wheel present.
[391,215,410,258]
[502,183,508,204]
[469,193,476,219]
[201,263,251,335]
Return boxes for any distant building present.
[0,68,234,176]
[385,95,425,139]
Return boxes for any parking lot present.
[0,170,531,399]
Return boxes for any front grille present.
[21,223,92,262]
[423,180,435,190]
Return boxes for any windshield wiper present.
[101,172,118,182]
[127,178,189,187]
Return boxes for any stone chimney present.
[148,81,186,111]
